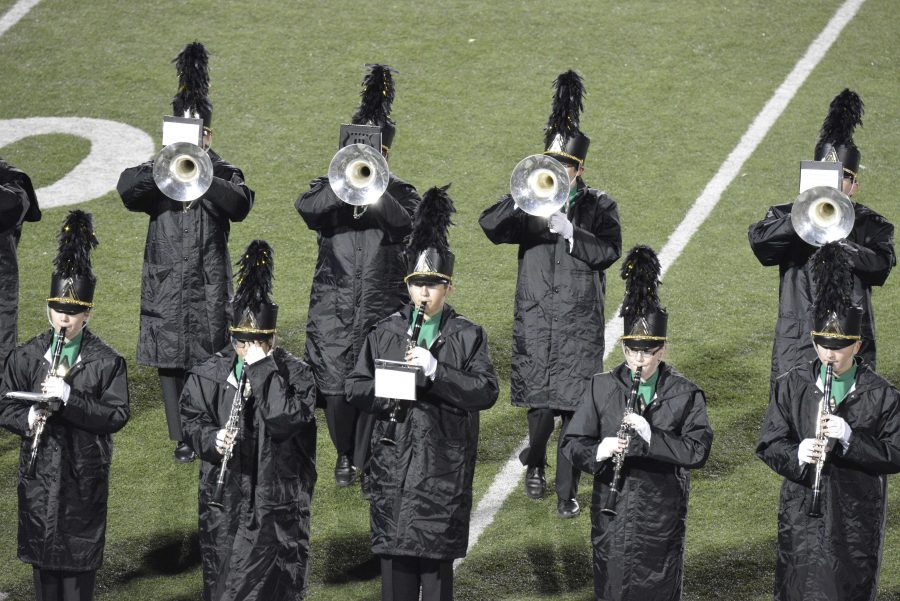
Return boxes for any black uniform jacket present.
[560,363,712,601]
[0,328,129,571]
[479,181,621,410]
[296,174,419,396]
[180,346,316,601]
[117,151,254,369]
[748,202,894,381]
[756,360,900,601]
[346,304,498,560]
[0,161,41,366]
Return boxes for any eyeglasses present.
[231,337,248,348]
[623,345,662,359]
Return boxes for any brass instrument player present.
[561,246,712,601]
[0,211,129,601]
[756,242,900,601]
[180,241,316,601]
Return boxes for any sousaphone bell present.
[510,154,570,217]
[153,142,214,203]
[328,143,389,206]
[791,185,854,247]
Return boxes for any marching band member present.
[117,41,254,463]
[561,246,712,601]
[756,241,900,601]
[296,64,419,487]
[180,241,316,601]
[0,211,129,601]
[748,89,894,388]
[0,158,41,371]
[480,70,621,517]
[347,185,498,601]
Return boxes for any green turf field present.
[1,0,899,599]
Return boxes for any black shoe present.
[557,498,580,518]
[334,454,357,487]
[174,441,196,463]
[524,466,546,500]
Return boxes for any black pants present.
[519,408,580,499]
[33,568,96,601]
[159,368,187,441]
[380,555,453,601]
[321,393,359,458]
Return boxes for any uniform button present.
[556,260,561,265]
[183,256,188,261]
[554,286,560,293]
[357,247,363,251]
[356,273,361,279]
[184,228,189,233]
[554,317,559,321]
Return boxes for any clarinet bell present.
[807,489,823,518]
[379,421,399,446]
[209,481,226,509]
[600,488,619,517]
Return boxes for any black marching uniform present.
[480,71,621,507]
[296,64,419,481]
[181,346,316,601]
[117,42,254,452]
[0,160,41,368]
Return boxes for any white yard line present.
[459,0,866,568]
[0,0,41,38]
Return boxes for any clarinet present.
[380,301,427,446]
[27,327,68,477]
[601,365,643,517]
[209,370,250,509]
[808,362,834,518]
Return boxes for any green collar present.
[411,308,443,348]
[629,366,660,406]
[51,330,83,372]
[819,361,858,406]
[233,356,245,382]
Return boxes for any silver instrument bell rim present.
[510,154,570,217]
[152,141,214,202]
[791,185,854,247]
[327,143,389,206]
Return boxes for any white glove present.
[244,343,267,365]
[596,436,624,461]
[27,405,48,431]
[798,438,823,465]
[548,212,574,240]
[42,376,70,405]
[215,429,236,455]
[624,413,651,444]
[824,414,852,448]
[406,346,438,380]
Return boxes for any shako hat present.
[543,70,590,168]
[230,240,278,341]
[172,41,213,129]
[619,245,667,349]
[404,184,456,285]
[810,241,862,349]
[48,210,98,314]
[351,64,398,152]
[814,89,863,181]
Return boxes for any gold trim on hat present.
[620,334,667,341]
[404,271,452,284]
[811,331,860,340]
[543,150,583,166]
[47,297,93,308]
[229,326,277,335]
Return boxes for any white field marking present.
[0,0,41,38]
[458,0,866,567]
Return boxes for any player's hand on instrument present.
[596,436,626,461]
[405,346,438,379]
[624,413,651,444]
[798,438,824,464]
[27,404,48,430]
[42,376,70,405]
[215,429,236,455]
[823,414,852,446]
[244,342,267,365]
[548,212,574,240]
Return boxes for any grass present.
[1,0,899,599]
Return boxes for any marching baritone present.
[756,241,900,601]
[479,70,621,517]
[180,240,317,601]
[347,185,498,601]
[560,245,712,601]
[117,41,254,463]
[296,64,419,487]
[0,158,41,371]
[748,89,894,387]
[0,211,129,601]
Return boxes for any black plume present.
[544,70,586,148]
[352,64,397,128]
[811,241,853,322]
[54,210,98,278]
[815,89,863,158]
[619,245,661,322]
[407,184,455,256]
[233,240,274,314]
[172,41,212,124]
